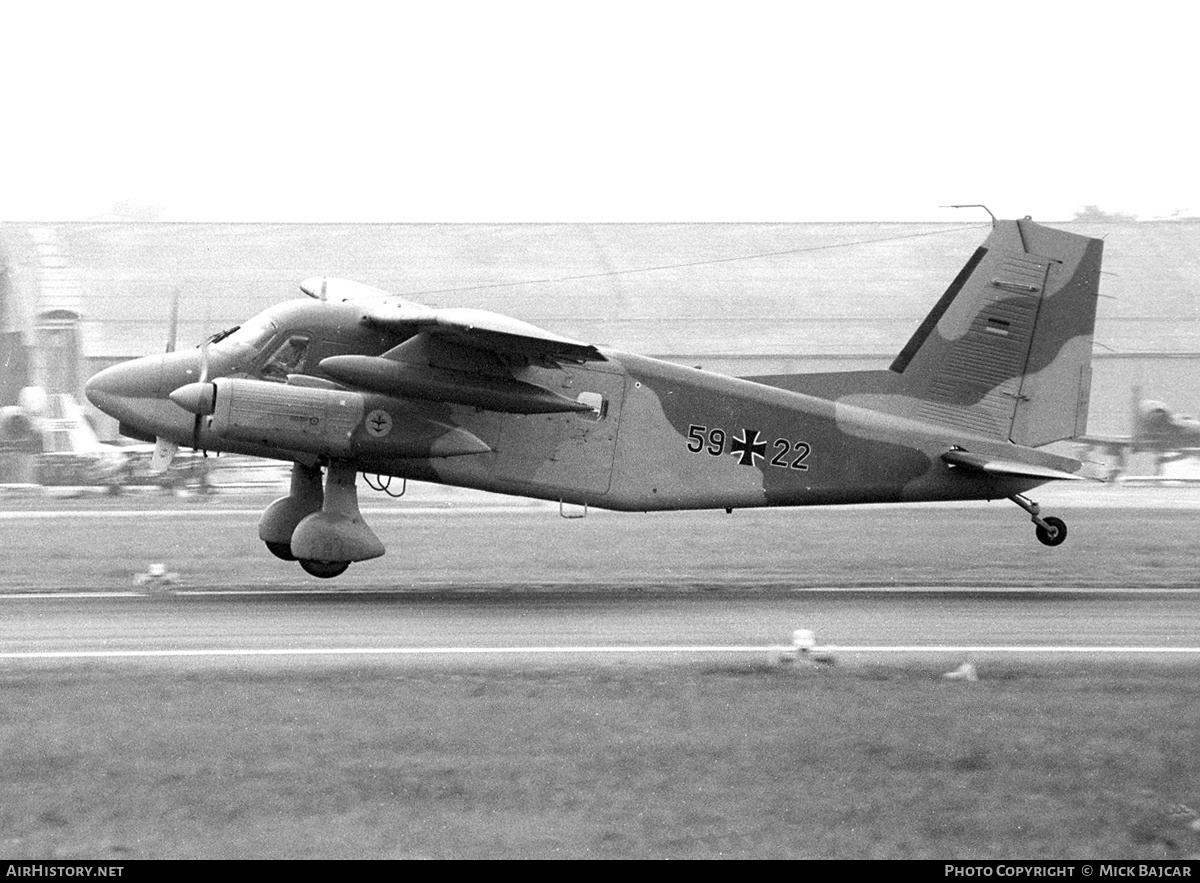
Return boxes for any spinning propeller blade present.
[165,287,180,354]
[150,437,179,473]
[153,287,185,469]
[191,339,210,451]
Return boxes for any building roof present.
[3,219,1197,362]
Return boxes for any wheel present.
[265,541,297,561]
[1035,516,1067,547]
[299,558,350,579]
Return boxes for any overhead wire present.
[395,224,991,300]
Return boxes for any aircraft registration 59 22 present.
[685,424,811,471]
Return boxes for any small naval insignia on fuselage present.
[365,409,393,437]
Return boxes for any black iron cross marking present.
[729,428,766,466]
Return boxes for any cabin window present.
[260,334,312,381]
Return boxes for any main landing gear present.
[258,460,385,578]
[1008,493,1067,547]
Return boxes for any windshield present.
[211,315,277,351]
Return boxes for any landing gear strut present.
[259,462,324,562]
[258,460,385,577]
[1009,493,1067,547]
[289,460,384,577]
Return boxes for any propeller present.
[165,286,180,354]
[190,339,211,452]
[150,287,183,473]
[154,288,217,467]
[150,437,178,472]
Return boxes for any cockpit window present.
[260,334,311,381]
[213,315,277,351]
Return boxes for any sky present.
[1,1,1196,223]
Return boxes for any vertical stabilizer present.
[890,219,1102,446]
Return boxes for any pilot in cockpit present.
[260,334,311,381]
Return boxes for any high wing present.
[358,303,606,365]
[299,276,606,416]
[302,276,606,365]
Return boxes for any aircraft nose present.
[85,355,167,413]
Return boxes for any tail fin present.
[888,219,1103,446]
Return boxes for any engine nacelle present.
[194,377,492,459]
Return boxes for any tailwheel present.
[1035,516,1067,547]
[299,558,351,579]
[1010,493,1068,547]
[265,541,297,561]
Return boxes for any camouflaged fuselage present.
[373,348,1070,511]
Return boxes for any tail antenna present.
[943,204,997,226]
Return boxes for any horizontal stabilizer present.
[941,448,1085,481]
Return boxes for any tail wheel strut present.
[1009,494,1068,547]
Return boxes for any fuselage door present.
[492,361,626,497]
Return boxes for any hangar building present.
[1,220,1197,439]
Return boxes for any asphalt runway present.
[3,483,1200,667]
[5,590,1200,667]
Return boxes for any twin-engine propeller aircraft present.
[86,218,1103,578]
